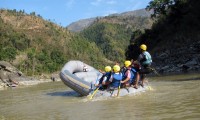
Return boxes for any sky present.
[0,0,152,27]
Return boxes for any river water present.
[0,73,200,120]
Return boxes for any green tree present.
[3,47,17,61]
[146,0,175,18]
[50,50,65,64]
[30,12,36,16]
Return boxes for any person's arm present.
[99,69,105,74]
[102,76,107,85]
[121,70,130,83]
[94,81,99,87]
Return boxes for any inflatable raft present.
[60,60,150,98]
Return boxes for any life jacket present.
[122,67,137,84]
[141,51,152,66]
[110,72,123,88]
[99,72,111,84]
[120,66,126,73]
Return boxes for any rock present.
[152,43,200,74]
[0,61,60,90]
[158,52,169,59]
[51,73,61,82]
[161,66,170,70]
[0,61,27,88]
[185,58,198,66]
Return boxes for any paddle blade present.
[88,87,99,100]
[147,86,153,91]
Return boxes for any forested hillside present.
[0,8,153,76]
[126,0,200,73]
[80,14,153,62]
[80,22,131,62]
[0,9,106,75]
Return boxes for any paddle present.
[88,73,101,100]
[116,81,121,97]
[144,79,153,91]
[88,85,101,100]
[149,67,161,76]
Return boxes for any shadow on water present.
[46,90,81,97]
[151,72,200,82]
[172,77,200,81]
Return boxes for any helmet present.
[105,66,111,72]
[113,65,120,73]
[140,44,147,51]
[124,60,131,67]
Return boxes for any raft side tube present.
[60,71,91,96]
[62,60,98,73]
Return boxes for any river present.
[0,73,200,120]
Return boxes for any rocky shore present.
[0,61,61,90]
[152,42,200,74]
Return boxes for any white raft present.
[60,60,150,97]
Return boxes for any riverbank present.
[0,74,61,90]
[0,61,62,90]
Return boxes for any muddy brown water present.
[0,73,200,120]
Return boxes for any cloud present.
[106,0,117,5]
[65,0,75,9]
[90,0,117,6]
[90,0,103,6]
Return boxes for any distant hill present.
[114,9,153,17]
[67,18,96,32]
[67,9,153,32]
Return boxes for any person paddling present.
[95,66,112,90]
[137,44,153,87]
[121,60,139,89]
[108,65,123,90]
